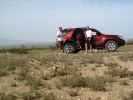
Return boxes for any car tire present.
[105,40,118,52]
[64,43,75,54]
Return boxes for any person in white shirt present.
[85,27,93,52]
[56,27,64,49]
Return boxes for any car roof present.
[63,27,87,31]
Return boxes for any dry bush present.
[0,92,17,100]
[0,48,29,54]
[73,54,105,65]
[119,54,133,61]
[104,62,119,68]
[20,90,41,100]
[67,89,79,97]
[0,55,27,77]
[61,75,114,91]
[0,45,132,100]
[105,67,133,78]
[53,64,78,77]
[17,66,44,90]
[0,69,8,77]
[43,92,58,100]
[16,66,29,81]
[42,61,79,80]
[123,92,133,100]
[119,79,129,86]
[26,78,43,90]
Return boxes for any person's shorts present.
[56,41,63,48]
[85,37,92,44]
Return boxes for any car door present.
[93,30,103,47]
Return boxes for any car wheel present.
[64,44,75,54]
[105,40,118,52]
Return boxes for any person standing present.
[91,29,96,50]
[85,27,93,52]
[56,27,64,49]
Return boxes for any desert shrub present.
[119,80,129,86]
[61,75,114,91]
[123,92,133,100]
[62,76,89,88]
[78,55,104,65]
[43,92,57,100]
[17,66,29,81]
[17,66,43,89]
[7,48,29,54]
[104,62,119,68]
[0,56,27,77]
[0,92,17,100]
[0,47,29,54]
[0,64,16,71]
[105,67,133,78]
[0,63,17,77]
[42,65,78,81]
[26,78,43,90]
[119,54,133,61]
[21,91,41,100]
[53,65,78,77]
[19,75,43,90]
[67,89,79,97]
[0,69,8,77]
[15,63,40,89]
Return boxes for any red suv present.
[63,27,125,53]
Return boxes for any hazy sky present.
[0,0,133,42]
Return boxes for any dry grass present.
[0,45,133,100]
[61,75,114,91]
[0,47,29,54]
[123,91,133,100]
[105,67,133,78]
[0,92,17,100]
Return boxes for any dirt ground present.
[0,45,133,100]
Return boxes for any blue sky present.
[0,0,133,42]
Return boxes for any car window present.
[92,29,102,36]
